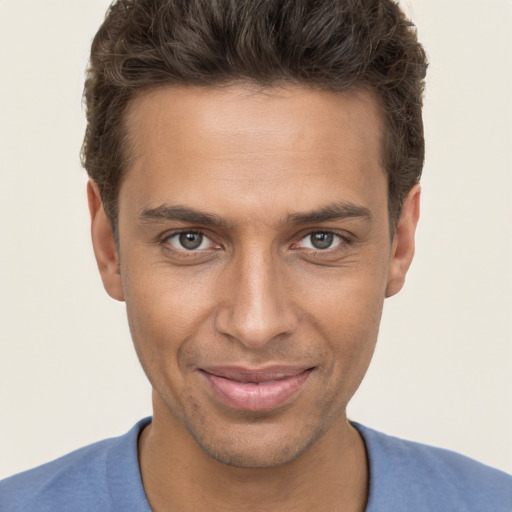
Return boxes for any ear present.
[385,184,421,298]
[87,180,125,302]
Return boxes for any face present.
[90,84,419,468]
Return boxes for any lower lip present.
[201,370,312,411]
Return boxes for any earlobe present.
[385,184,421,298]
[87,181,125,302]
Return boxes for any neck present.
[139,405,368,512]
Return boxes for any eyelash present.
[160,230,220,256]
[159,229,352,256]
[293,230,351,252]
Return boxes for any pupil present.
[311,232,333,249]
[179,232,203,250]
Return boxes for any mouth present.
[199,366,314,411]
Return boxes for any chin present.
[183,416,328,469]
[193,437,314,469]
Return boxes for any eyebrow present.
[286,202,372,224]
[138,201,371,228]
[138,205,231,228]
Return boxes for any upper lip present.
[200,366,313,383]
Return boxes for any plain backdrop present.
[0,0,511,479]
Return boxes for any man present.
[1,0,511,510]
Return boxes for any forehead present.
[124,84,383,162]
[120,84,387,225]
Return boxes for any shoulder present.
[0,437,115,512]
[353,422,512,512]
[0,419,151,512]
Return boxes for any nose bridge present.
[215,242,298,348]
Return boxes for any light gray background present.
[0,0,511,478]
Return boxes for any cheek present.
[322,292,382,369]
[120,259,215,380]
[297,262,387,384]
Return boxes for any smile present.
[199,366,313,411]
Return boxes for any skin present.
[88,84,420,511]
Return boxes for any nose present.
[214,248,299,349]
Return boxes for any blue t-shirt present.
[1,418,511,511]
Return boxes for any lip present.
[200,366,313,411]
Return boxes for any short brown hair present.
[82,0,427,231]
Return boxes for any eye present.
[296,231,343,250]
[166,231,214,251]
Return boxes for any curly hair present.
[82,0,427,231]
